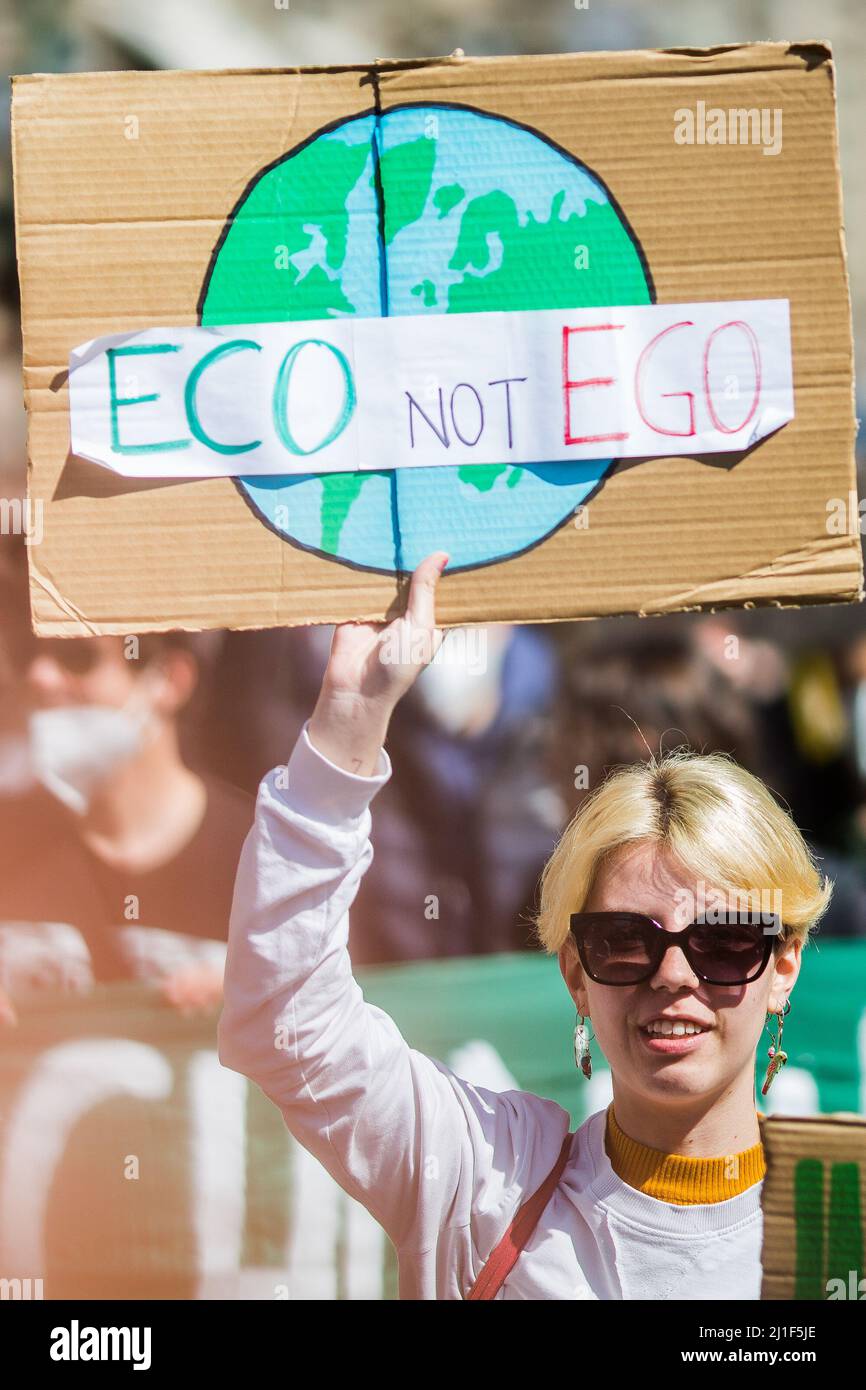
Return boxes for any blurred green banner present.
[0,944,863,1300]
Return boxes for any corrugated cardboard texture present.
[11,43,862,634]
[760,1112,866,1300]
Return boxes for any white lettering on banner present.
[68,300,794,479]
[186,1052,385,1299]
[0,1040,172,1277]
[189,1050,246,1300]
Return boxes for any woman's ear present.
[767,935,802,1014]
[558,938,588,1013]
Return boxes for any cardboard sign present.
[10,44,861,634]
[760,1113,866,1301]
[68,301,795,479]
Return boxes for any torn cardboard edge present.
[9,38,837,86]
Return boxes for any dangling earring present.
[761,1000,791,1096]
[574,1013,594,1080]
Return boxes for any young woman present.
[218,551,831,1300]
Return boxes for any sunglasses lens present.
[574,913,773,985]
[580,914,655,984]
[689,920,768,982]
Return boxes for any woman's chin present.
[626,1033,721,1093]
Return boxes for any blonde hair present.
[533,749,832,954]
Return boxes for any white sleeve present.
[217,720,571,1268]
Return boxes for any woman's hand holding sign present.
[307,550,450,777]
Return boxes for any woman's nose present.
[649,940,700,989]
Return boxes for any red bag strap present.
[465,1130,574,1301]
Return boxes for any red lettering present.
[634,321,696,437]
[702,320,761,435]
[562,324,629,446]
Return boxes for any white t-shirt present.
[218,721,764,1300]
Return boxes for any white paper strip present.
[68,300,793,479]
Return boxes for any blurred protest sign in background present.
[0,947,863,1301]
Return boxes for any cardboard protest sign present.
[759,1113,866,1301]
[11,43,861,634]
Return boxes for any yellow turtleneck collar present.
[604,1103,766,1205]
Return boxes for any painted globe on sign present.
[200,105,653,574]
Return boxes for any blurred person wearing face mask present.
[0,626,253,1020]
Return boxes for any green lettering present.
[184,339,262,455]
[107,344,190,454]
[272,339,355,456]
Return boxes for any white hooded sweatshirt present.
[217,721,764,1300]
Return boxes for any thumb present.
[406,551,449,639]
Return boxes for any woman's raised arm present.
[216,553,571,1281]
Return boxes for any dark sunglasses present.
[569,911,783,986]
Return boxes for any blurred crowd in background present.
[1,0,866,1025]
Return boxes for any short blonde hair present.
[533,749,832,954]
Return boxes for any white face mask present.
[0,732,33,797]
[25,687,158,815]
[413,626,512,737]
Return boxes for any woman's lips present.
[636,1025,712,1055]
